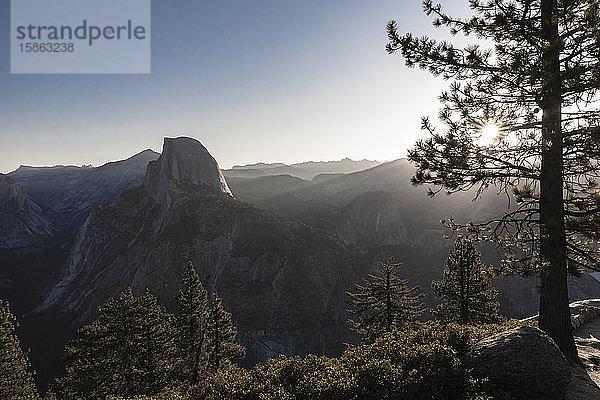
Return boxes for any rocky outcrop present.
[467,326,571,400]
[569,307,600,400]
[569,299,600,330]
[141,137,232,233]
[0,174,53,250]
[144,137,231,200]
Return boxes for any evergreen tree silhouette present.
[205,292,245,372]
[0,300,38,400]
[176,262,208,385]
[433,236,501,324]
[347,258,425,340]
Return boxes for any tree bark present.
[537,0,578,363]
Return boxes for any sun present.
[477,122,500,145]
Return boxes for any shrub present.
[342,326,483,400]
[252,355,355,400]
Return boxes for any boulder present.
[467,326,571,400]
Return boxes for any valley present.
[2,136,600,390]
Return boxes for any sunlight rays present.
[477,121,501,145]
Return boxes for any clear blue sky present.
[0,0,473,172]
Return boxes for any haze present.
[0,0,472,173]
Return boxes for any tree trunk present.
[538,0,578,363]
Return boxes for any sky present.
[0,0,474,172]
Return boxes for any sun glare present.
[478,122,500,145]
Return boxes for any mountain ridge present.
[37,137,362,369]
[4,139,600,390]
[224,158,385,180]
[9,149,159,215]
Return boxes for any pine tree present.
[432,236,501,324]
[347,258,426,340]
[59,288,177,398]
[386,0,600,361]
[176,262,208,385]
[99,288,140,396]
[58,322,110,399]
[205,292,245,372]
[0,300,38,400]
[134,289,177,395]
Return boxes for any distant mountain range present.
[223,158,383,180]
[9,149,159,216]
[1,137,599,390]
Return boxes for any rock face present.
[144,137,231,200]
[467,326,571,400]
[40,137,360,365]
[0,174,53,250]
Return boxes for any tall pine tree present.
[386,0,600,361]
[432,236,501,324]
[176,262,208,385]
[99,288,139,396]
[347,258,425,340]
[205,292,245,372]
[0,300,38,400]
[134,289,177,395]
[58,322,110,399]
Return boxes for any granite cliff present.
[0,174,53,251]
[40,137,361,364]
